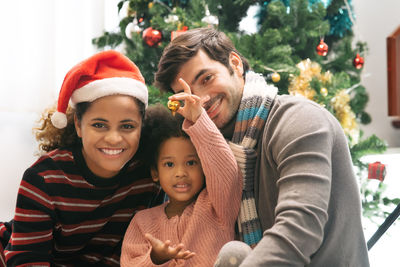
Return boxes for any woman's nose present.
[104,130,123,144]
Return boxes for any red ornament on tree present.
[353,53,364,69]
[142,27,162,47]
[316,39,328,56]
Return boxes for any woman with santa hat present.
[0,50,162,266]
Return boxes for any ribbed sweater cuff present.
[182,109,222,146]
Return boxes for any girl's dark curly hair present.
[138,104,188,170]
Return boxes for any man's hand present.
[168,78,210,123]
[145,233,196,265]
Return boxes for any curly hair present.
[154,27,249,93]
[34,102,89,154]
[138,104,188,170]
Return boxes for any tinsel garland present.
[288,59,359,144]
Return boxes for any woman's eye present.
[92,123,106,128]
[121,124,134,130]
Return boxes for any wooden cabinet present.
[387,25,400,128]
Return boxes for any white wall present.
[353,0,400,147]
[0,0,119,220]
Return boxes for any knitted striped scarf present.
[229,71,277,247]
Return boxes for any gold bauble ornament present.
[320,87,328,97]
[167,100,180,116]
[271,72,281,83]
[148,2,154,9]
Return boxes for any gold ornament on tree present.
[262,65,288,84]
[271,72,281,83]
[320,87,328,97]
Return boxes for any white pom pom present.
[214,241,252,267]
[51,111,68,129]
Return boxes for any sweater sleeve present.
[121,212,168,267]
[183,110,242,224]
[240,97,336,266]
[5,167,55,266]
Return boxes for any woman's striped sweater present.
[1,146,161,266]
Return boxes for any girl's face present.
[75,95,142,178]
[152,137,205,209]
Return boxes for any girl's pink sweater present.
[120,110,242,267]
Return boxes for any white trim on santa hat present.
[70,77,148,108]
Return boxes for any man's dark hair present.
[154,27,250,93]
[138,104,188,169]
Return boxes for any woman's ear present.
[229,51,244,77]
[150,168,159,183]
[74,114,82,138]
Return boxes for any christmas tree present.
[93,0,397,222]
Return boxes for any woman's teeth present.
[101,148,123,155]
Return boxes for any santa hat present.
[51,50,148,129]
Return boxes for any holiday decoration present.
[331,89,359,143]
[288,59,332,100]
[368,161,386,182]
[171,25,188,41]
[142,27,162,47]
[316,39,329,56]
[271,72,281,83]
[51,50,147,129]
[320,87,328,97]
[353,53,364,69]
[119,1,135,19]
[327,0,355,37]
[125,18,142,39]
[201,5,219,26]
[165,14,179,24]
[167,100,180,116]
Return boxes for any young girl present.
[120,79,242,266]
[0,50,161,266]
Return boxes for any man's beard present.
[220,110,238,139]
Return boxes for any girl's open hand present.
[145,233,196,265]
[168,78,210,123]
